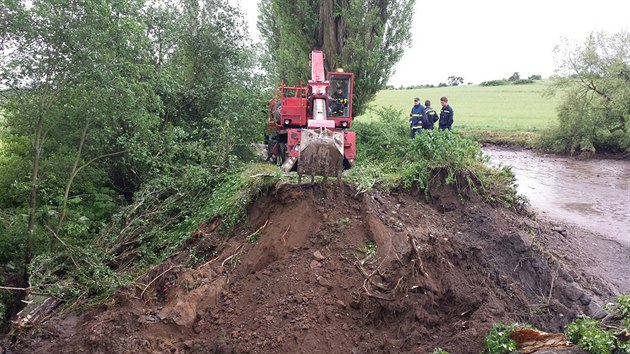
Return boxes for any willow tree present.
[258,0,415,116]
[542,31,630,153]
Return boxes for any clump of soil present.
[10,183,622,353]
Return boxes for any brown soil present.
[10,182,630,353]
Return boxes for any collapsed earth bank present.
[13,183,624,353]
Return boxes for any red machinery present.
[266,50,356,182]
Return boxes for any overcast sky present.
[238,0,630,86]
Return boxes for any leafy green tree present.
[258,0,415,116]
[447,76,464,86]
[1,0,160,274]
[0,0,267,314]
[541,31,630,153]
[508,72,520,81]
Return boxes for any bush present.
[536,90,630,154]
[352,116,522,209]
[611,295,630,330]
[564,295,630,354]
[480,80,510,87]
[565,318,617,354]
[512,79,535,85]
[484,323,519,353]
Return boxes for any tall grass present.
[358,81,561,132]
[349,108,522,209]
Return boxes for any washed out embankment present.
[13,182,624,353]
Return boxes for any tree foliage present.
[447,76,464,86]
[540,31,630,153]
[0,0,266,315]
[257,0,415,116]
[508,72,520,81]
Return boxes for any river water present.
[483,146,630,246]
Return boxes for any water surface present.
[483,146,630,245]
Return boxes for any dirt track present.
[13,182,630,353]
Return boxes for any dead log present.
[510,327,572,354]
[14,294,61,328]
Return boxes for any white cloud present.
[237,0,630,85]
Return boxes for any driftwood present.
[510,328,572,354]
[14,294,61,328]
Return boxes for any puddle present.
[483,146,630,245]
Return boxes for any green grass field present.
[357,81,562,132]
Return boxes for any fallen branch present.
[221,244,245,268]
[281,225,290,246]
[140,265,181,298]
[408,235,427,277]
[246,219,269,242]
[547,268,558,305]
[362,279,394,301]
[354,262,389,291]
[0,286,31,291]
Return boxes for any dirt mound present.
[11,183,622,353]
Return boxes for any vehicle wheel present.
[276,143,286,167]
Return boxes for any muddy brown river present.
[483,146,630,246]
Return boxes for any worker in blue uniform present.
[439,96,454,130]
[409,97,425,138]
[422,100,438,130]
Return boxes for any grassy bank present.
[357,81,561,143]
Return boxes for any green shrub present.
[565,317,617,354]
[484,323,520,353]
[353,116,522,208]
[512,79,535,85]
[613,295,630,330]
[480,80,510,87]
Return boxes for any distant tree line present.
[480,73,542,86]
[388,72,544,90]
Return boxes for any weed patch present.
[484,323,521,353]
[351,116,524,210]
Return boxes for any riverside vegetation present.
[361,32,630,154]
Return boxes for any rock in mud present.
[313,250,326,260]
[578,293,591,306]
[585,302,608,319]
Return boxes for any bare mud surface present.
[483,145,630,246]
[11,181,630,353]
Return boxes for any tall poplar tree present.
[258,0,415,116]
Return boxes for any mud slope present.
[14,183,623,354]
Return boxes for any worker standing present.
[409,97,425,138]
[439,96,454,130]
[423,100,438,130]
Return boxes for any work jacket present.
[439,104,454,129]
[409,104,425,129]
[423,107,438,130]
